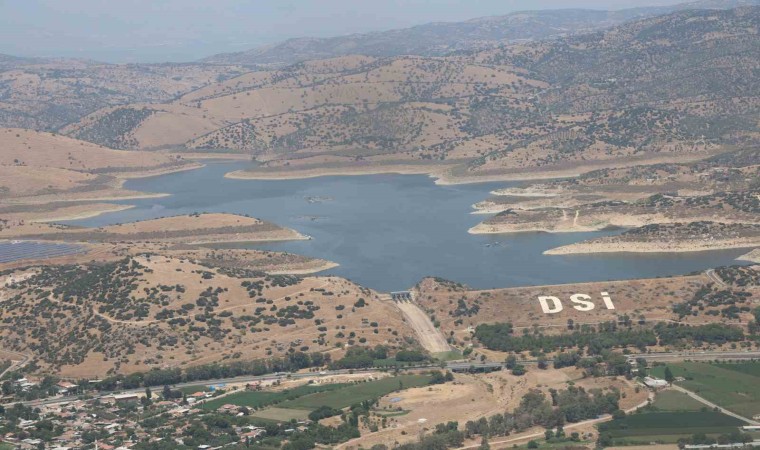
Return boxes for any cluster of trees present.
[394,421,465,450]
[475,321,747,355]
[680,431,756,447]
[386,386,620,450]
[329,346,388,369]
[474,321,657,354]
[329,346,427,369]
[72,107,155,149]
[89,351,329,392]
[654,323,744,346]
[464,386,620,440]
[308,405,342,421]
[673,284,753,318]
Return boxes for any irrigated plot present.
[202,383,348,411]
[279,375,432,410]
[599,411,745,444]
[650,362,760,419]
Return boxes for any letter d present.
[538,296,563,314]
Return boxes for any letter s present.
[538,296,563,314]
[570,294,594,312]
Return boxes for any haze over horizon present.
[0,0,690,63]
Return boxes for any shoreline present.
[468,222,616,235]
[30,204,136,223]
[736,248,760,263]
[224,163,454,181]
[187,232,310,246]
[114,161,205,180]
[544,240,760,255]
[266,261,340,275]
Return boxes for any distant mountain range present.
[201,0,760,66]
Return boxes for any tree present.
[527,440,539,449]
[511,365,526,376]
[537,356,549,370]
[544,429,554,441]
[664,367,675,385]
[505,354,518,369]
[479,437,490,450]
[145,386,152,399]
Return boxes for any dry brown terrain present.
[739,248,760,263]
[473,156,760,215]
[0,59,248,131]
[338,368,645,450]
[54,9,758,187]
[546,222,760,255]
[0,213,306,244]
[0,128,205,223]
[0,254,417,378]
[469,147,759,254]
[413,272,759,354]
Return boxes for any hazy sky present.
[0,0,688,63]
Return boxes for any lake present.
[67,162,748,291]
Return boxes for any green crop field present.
[280,375,432,410]
[179,385,211,395]
[202,383,348,410]
[715,361,760,377]
[650,362,760,418]
[651,390,705,412]
[599,411,744,443]
[251,407,312,422]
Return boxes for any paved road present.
[457,391,653,449]
[670,385,759,425]
[705,269,727,287]
[22,364,491,407]
[0,351,29,379]
[631,350,760,362]
[20,350,760,407]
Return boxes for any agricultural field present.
[202,383,348,411]
[598,411,745,444]
[178,385,211,395]
[279,375,432,410]
[250,407,312,422]
[202,375,433,423]
[651,390,705,412]
[650,362,760,419]
[715,361,760,377]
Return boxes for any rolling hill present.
[57,7,759,184]
[202,0,760,66]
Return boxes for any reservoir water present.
[67,162,748,291]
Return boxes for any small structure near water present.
[391,291,412,301]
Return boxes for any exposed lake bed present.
[65,162,750,292]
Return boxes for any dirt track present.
[395,300,451,353]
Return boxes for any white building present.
[643,377,669,388]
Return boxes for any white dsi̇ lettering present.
[570,293,594,312]
[537,296,563,314]
[601,292,615,310]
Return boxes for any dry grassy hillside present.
[0,128,187,172]
[0,255,416,377]
[413,268,759,356]
[0,60,247,131]
[0,213,306,245]
[0,128,200,222]
[59,8,758,185]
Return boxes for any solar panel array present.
[0,241,87,264]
